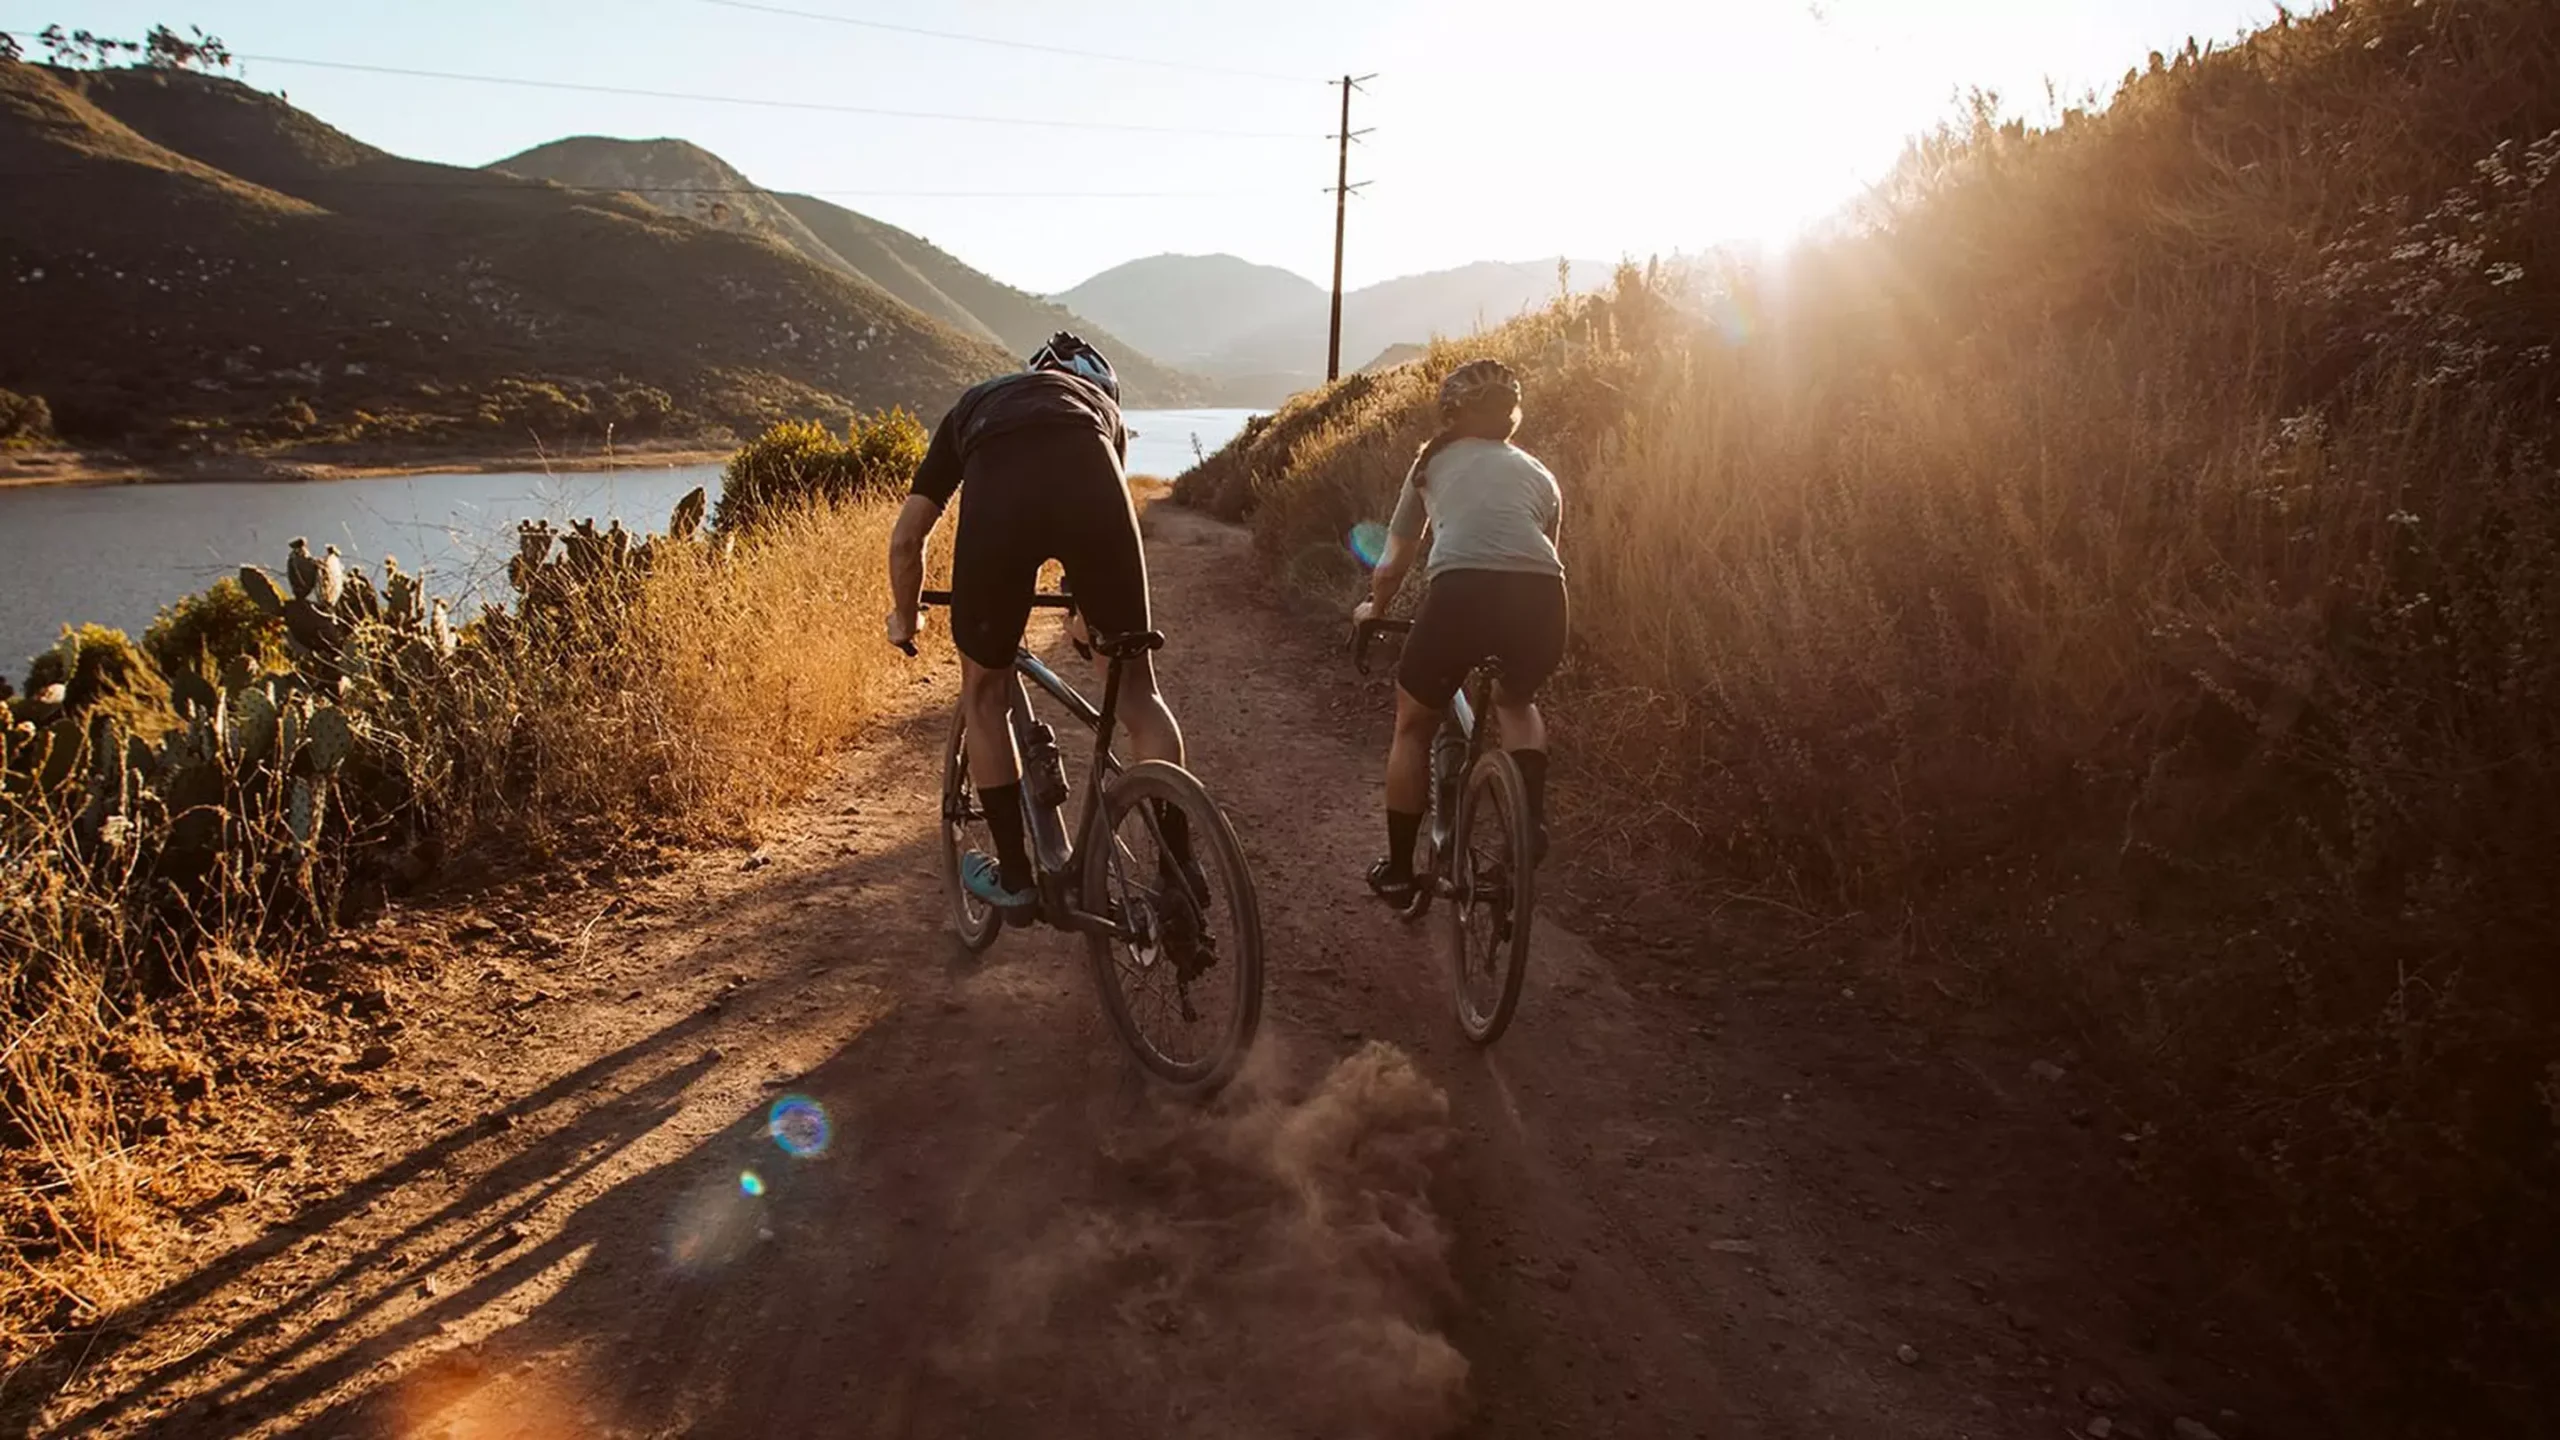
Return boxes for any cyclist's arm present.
[888,495,939,629]
[1371,528,1424,611]
[1370,475,1427,609]
[889,406,966,637]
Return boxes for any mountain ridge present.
[0,62,1016,455]
[491,137,1205,405]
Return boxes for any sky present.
[8,1,2306,294]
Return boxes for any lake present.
[0,408,1258,678]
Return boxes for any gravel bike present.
[1352,617,1536,1044]
[906,589,1262,1090]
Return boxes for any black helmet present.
[1027,331,1119,402]
[1438,357,1521,417]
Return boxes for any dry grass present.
[0,491,930,1360]
[1186,0,2559,1424]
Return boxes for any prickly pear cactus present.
[318,546,346,608]
[343,568,382,624]
[304,704,355,775]
[288,776,324,847]
[287,537,320,600]
[226,684,279,766]
[384,561,424,629]
[168,667,218,718]
[241,565,287,618]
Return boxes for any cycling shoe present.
[961,851,1039,927]
[1365,858,1417,908]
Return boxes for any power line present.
[210,52,1323,139]
[692,0,1322,85]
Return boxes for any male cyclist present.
[885,333,1190,924]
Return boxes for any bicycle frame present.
[1006,648,1130,934]
[916,587,1143,941]
[1353,618,1495,885]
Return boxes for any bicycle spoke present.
[1089,780,1241,1076]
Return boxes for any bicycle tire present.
[938,706,1004,953]
[1082,760,1264,1092]
[1444,749,1535,1044]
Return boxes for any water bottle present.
[1023,722,1070,810]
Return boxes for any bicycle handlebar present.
[896,590,1076,656]
[915,589,1075,610]
[1351,618,1414,676]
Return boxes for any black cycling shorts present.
[1397,569,1569,710]
[948,424,1150,670]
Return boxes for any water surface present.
[0,409,1256,677]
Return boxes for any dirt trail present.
[28,506,2327,1439]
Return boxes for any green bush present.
[19,624,175,742]
[141,577,287,681]
[714,408,927,533]
[0,389,54,446]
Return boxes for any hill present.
[488,136,889,294]
[768,194,1201,405]
[0,62,1015,456]
[489,138,1203,405]
[1053,253,1325,366]
[1179,0,2560,1429]
[1054,253,1607,402]
[1211,258,1607,392]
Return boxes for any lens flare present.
[1710,292,1758,347]
[739,1169,766,1198]
[1347,522,1389,569]
[768,1095,832,1158]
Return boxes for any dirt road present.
[29,506,2325,1438]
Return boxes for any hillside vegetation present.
[0,61,1016,456]
[491,138,1201,404]
[0,443,945,1356]
[1181,0,2558,1426]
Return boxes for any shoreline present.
[0,443,737,490]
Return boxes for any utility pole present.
[1328,73,1375,384]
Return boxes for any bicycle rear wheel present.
[1082,760,1263,1092]
[938,706,1003,953]
[1444,749,1534,1044]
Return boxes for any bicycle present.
[1351,618,1537,1044]
[902,588,1263,1091]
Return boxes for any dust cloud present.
[956,1040,1469,1438]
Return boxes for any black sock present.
[1511,749,1549,834]
[979,781,1032,892]
[1385,808,1423,879]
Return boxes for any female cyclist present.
[1351,358,1566,906]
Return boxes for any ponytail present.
[1407,425,1466,492]
[1409,396,1523,490]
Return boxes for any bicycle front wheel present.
[1082,760,1263,1092]
[1444,749,1535,1044]
[939,706,1003,953]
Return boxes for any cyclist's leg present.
[1377,576,1473,899]
[1052,430,1184,767]
[1371,684,1441,899]
[1486,573,1569,857]
[950,460,1044,909]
